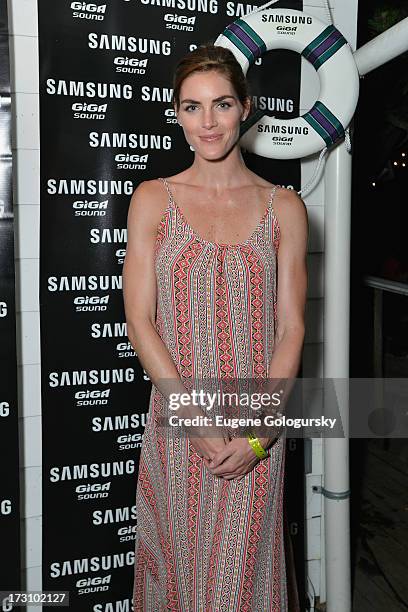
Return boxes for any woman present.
[123,44,308,611]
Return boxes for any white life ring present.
[214,8,360,159]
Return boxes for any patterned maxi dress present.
[133,177,288,611]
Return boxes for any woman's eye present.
[183,102,231,112]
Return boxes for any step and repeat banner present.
[38,0,303,609]
[0,0,21,605]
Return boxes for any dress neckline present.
[160,177,279,249]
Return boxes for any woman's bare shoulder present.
[130,178,166,200]
[274,185,306,210]
[273,186,308,239]
[251,179,307,231]
[127,178,170,233]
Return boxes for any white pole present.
[323,139,352,611]
[316,11,408,612]
[354,16,408,76]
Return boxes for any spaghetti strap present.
[270,184,279,205]
[158,177,174,204]
[269,184,279,218]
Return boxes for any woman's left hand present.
[203,436,272,480]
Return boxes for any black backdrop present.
[0,0,20,606]
[38,1,304,609]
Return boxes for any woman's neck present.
[187,147,252,190]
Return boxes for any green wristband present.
[246,432,268,459]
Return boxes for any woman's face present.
[175,70,250,160]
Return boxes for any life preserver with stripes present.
[215,8,360,159]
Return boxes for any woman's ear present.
[242,96,251,121]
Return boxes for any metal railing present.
[364,275,408,378]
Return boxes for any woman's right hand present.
[188,430,228,463]
[178,402,229,463]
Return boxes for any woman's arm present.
[123,180,190,403]
[260,187,309,450]
[269,187,308,376]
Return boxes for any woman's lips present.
[199,135,222,142]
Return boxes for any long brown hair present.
[172,44,252,113]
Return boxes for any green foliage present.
[368,5,408,37]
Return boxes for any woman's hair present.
[172,44,252,113]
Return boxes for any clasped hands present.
[201,435,272,481]
[180,403,277,480]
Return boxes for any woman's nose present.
[201,109,217,129]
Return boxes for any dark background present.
[350,2,408,607]
[351,0,408,376]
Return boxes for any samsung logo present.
[140,0,218,13]
[49,461,135,483]
[261,14,313,24]
[49,551,135,577]
[257,124,309,135]
[47,178,134,195]
[92,413,147,432]
[48,368,135,387]
[88,132,172,149]
[47,275,122,292]
[46,79,133,99]
[88,33,171,55]
[92,505,137,525]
